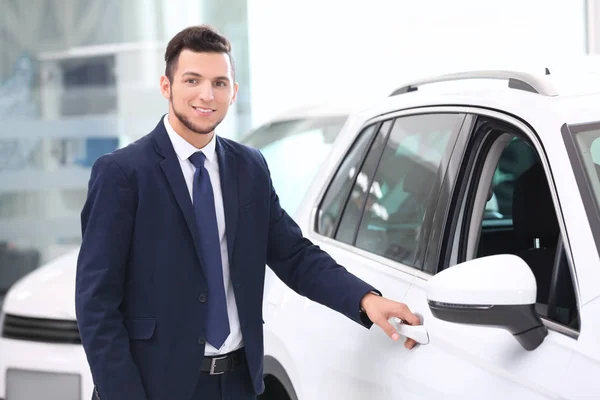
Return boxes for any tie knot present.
[188,152,206,169]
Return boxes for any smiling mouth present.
[192,106,215,113]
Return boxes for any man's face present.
[160,49,238,136]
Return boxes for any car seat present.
[383,161,437,265]
[512,162,559,304]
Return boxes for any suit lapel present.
[152,120,207,279]
[216,137,239,266]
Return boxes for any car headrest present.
[512,163,559,248]
[403,161,436,198]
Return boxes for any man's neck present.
[168,114,214,149]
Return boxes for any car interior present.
[355,123,451,268]
[459,123,579,331]
[354,153,438,267]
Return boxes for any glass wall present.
[0,0,251,306]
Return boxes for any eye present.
[215,81,227,87]
[186,79,198,84]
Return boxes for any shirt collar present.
[163,114,217,163]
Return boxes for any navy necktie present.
[188,152,230,349]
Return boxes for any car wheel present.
[258,374,292,400]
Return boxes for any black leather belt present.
[201,348,245,375]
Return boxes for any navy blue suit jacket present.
[75,119,377,400]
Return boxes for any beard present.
[171,93,222,135]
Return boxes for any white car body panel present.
[562,297,600,398]
[386,276,578,400]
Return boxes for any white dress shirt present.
[163,114,243,356]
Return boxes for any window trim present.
[309,106,468,273]
[315,121,383,237]
[430,107,581,338]
[461,129,518,262]
[470,134,517,254]
[426,114,478,270]
[351,119,395,245]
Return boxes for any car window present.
[477,137,541,259]
[569,123,600,216]
[316,124,379,237]
[457,125,579,332]
[483,138,538,221]
[242,116,347,215]
[350,113,463,268]
[335,120,394,244]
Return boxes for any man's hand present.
[360,292,421,349]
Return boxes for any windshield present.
[570,122,600,210]
[241,115,347,215]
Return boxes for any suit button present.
[198,337,206,345]
[198,294,207,303]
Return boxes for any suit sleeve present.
[75,155,148,400]
[259,152,379,327]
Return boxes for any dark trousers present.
[191,358,257,400]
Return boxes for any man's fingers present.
[377,318,419,348]
[378,318,401,341]
[394,303,421,326]
[368,298,422,344]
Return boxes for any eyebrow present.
[182,71,231,82]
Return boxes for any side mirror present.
[427,254,547,350]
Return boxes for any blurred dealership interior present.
[0,0,599,306]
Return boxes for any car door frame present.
[296,105,474,398]
[424,105,584,338]
[372,106,593,399]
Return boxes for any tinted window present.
[335,120,394,244]
[483,138,537,220]
[354,114,463,267]
[317,124,378,237]
[570,123,600,215]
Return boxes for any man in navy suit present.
[75,25,421,400]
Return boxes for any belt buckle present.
[209,355,228,375]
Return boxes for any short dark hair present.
[164,25,234,81]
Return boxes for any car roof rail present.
[389,70,559,97]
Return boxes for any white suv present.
[261,70,600,399]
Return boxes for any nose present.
[197,81,214,102]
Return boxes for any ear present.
[160,75,171,100]
[230,82,239,105]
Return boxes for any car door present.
[386,109,584,399]
[287,110,467,399]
